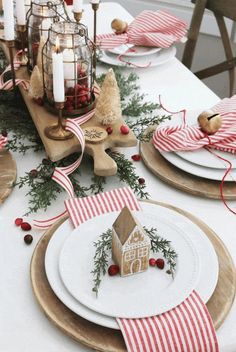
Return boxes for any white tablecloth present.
[1,3,236,351]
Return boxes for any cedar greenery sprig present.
[92,227,178,295]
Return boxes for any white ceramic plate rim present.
[159,148,236,181]
[108,44,161,57]
[164,109,236,169]
[45,203,218,329]
[58,209,201,318]
[99,46,176,68]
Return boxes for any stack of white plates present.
[158,110,236,182]
[99,44,176,68]
[45,202,219,330]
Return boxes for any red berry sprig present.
[149,258,165,270]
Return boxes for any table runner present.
[65,188,218,352]
[97,10,187,50]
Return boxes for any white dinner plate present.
[99,46,176,68]
[58,208,201,319]
[108,44,161,57]
[164,109,236,169]
[45,203,218,328]
[160,148,236,181]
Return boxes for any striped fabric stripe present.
[153,95,236,154]
[0,134,8,149]
[97,10,187,50]
[33,110,95,229]
[65,187,141,227]
[117,291,218,352]
[0,51,29,91]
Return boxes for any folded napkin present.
[97,10,187,49]
[65,187,218,352]
[153,95,236,153]
[0,134,7,149]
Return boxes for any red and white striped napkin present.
[0,134,7,149]
[153,95,236,153]
[65,187,218,352]
[97,10,187,50]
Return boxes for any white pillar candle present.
[16,0,26,25]
[41,18,51,41]
[52,38,65,103]
[3,0,14,41]
[73,0,83,12]
[63,49,77,88]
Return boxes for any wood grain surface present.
[0,41,137,176]
[30,201,236,351]
[140,128,236,200]
[0,149,17,203]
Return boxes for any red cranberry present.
[29,169,38,178]
[108,264,119,276]
[131,154,141,162]
[106,127,113,135]
[156,258,165,269]
[149,258,156,267]
[120,125,130,135]
[21,222,32,231]
[138,178,145,185]
[1,130,8,137]
[24,234,33,245]
[15,218,23,226]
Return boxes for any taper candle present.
[16,0,26,25]
[73,0,83,12]
[52,37,65,102]
[3,0,14,40]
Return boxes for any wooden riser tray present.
[0,41,137,176]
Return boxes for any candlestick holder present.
[16,24,28,66]
[44,102,74,140]
[6,40,16,90]
[73,10,83,23]
[91,1,100,79]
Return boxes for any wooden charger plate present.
[140,128,236,200]
[30,200,236,352]
[0,149,17,203]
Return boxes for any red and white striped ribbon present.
[97,10,187,50]
[0,51,29,91]
[0,134,7,149]
[153,95,236,153]
[65,189,218,351]
[33,110,95,229]
[65,187,141,227]
[117,290,218,352]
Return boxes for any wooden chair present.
[182,0,236,96]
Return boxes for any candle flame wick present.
[55,36,60,53]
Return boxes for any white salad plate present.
[159,148,236,181]
[99,46,176,68]
[45,203,218,328]
[108,44,161,57]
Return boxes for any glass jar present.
[26,0,68,72]
[42,21,95,116]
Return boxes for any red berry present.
[67,87,75,96]
[66,96,74,103]
[21,222,32,231]
[120,125,130,135]
[149,258,156,267]
[138,178,145,185]
[131,154,141,162]
[108,264,119,276]
[29,169,38,178]
[33,97,44,106]
[106,127,113,135]
[15,218,23,226]
[156,258,165,269]
[24,234,33,245]
[1,129,8,137]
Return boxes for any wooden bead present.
[198,110,222,135]
[111,18,128,34]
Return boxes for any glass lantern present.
[42,21,95,116]
[26,0,68,72]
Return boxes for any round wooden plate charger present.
[140,127,236,199]
[30,200,236,352]
[0,148,17,203]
